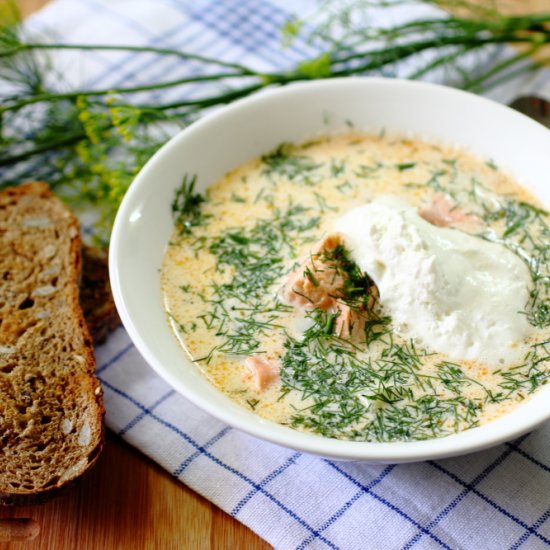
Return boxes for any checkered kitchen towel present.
[14,1,550,548]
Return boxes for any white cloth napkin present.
[16,1,550,548]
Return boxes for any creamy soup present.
[161,133,550,442]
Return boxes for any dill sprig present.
[261,143,323,185]
[399,159,550,413]
[492,340,550,400]
[476,198,550,328]
[172,174,209,236]
[195,202,320,360]
[3,2,550,240]
[277,246,548,442]
[318,243,377,310]
[280,309,495,441]
[404,158,550,330]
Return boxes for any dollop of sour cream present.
[333,197,532,365]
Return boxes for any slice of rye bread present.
[0,182,105,505]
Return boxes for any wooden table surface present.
[0,0,547,548]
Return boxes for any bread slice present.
[0,182,104,505]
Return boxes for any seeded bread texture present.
[0,182,104,505]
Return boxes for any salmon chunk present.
[281,233,346,310]
[419,193,479,228]
[244,356,280,391]
[281,233,378,341]
[334,303,370,340]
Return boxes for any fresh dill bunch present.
[0,3,46,101]
[2,0,550,242]
[282,0,550,90]
[1,89,180,243]
[61,99,175,244]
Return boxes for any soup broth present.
[161,133,549,442]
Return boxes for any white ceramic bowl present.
[110,77,550,462]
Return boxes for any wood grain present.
[9,0,49,17]
[0,433,269,550]
[1,0,546,549]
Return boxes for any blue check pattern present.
[19,1,550,548]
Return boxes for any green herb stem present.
[4,3,550,241]
[328,34,549,73]
[0,42,258,74]
[0,71,253,114]
[476,58,546,93]
[463,43,543,92]
[136,82,266,112]
[407,44,476,80]
[0,129,87,166]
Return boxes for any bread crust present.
[0,182,105,505]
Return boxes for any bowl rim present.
[110,76,550,462]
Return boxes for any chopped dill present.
[494,340,550,399]
[363,316,391,346]
[396,162,416,171]
[404,168,449,195]
[279,310,494,442]
[165,134,549,444]
[354,162,384,179]
[319,243,377,310]
[172,174,209,236]
[261,143,323,185]
[230,192,246,203]
[330,158,346,177]
[486,158,498,170]
[199,202,320,358]
[167,312,188,335]
[313,191,337,213]
[335,180,353,194]
[247,398,260,410]
[303,265,319,287]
